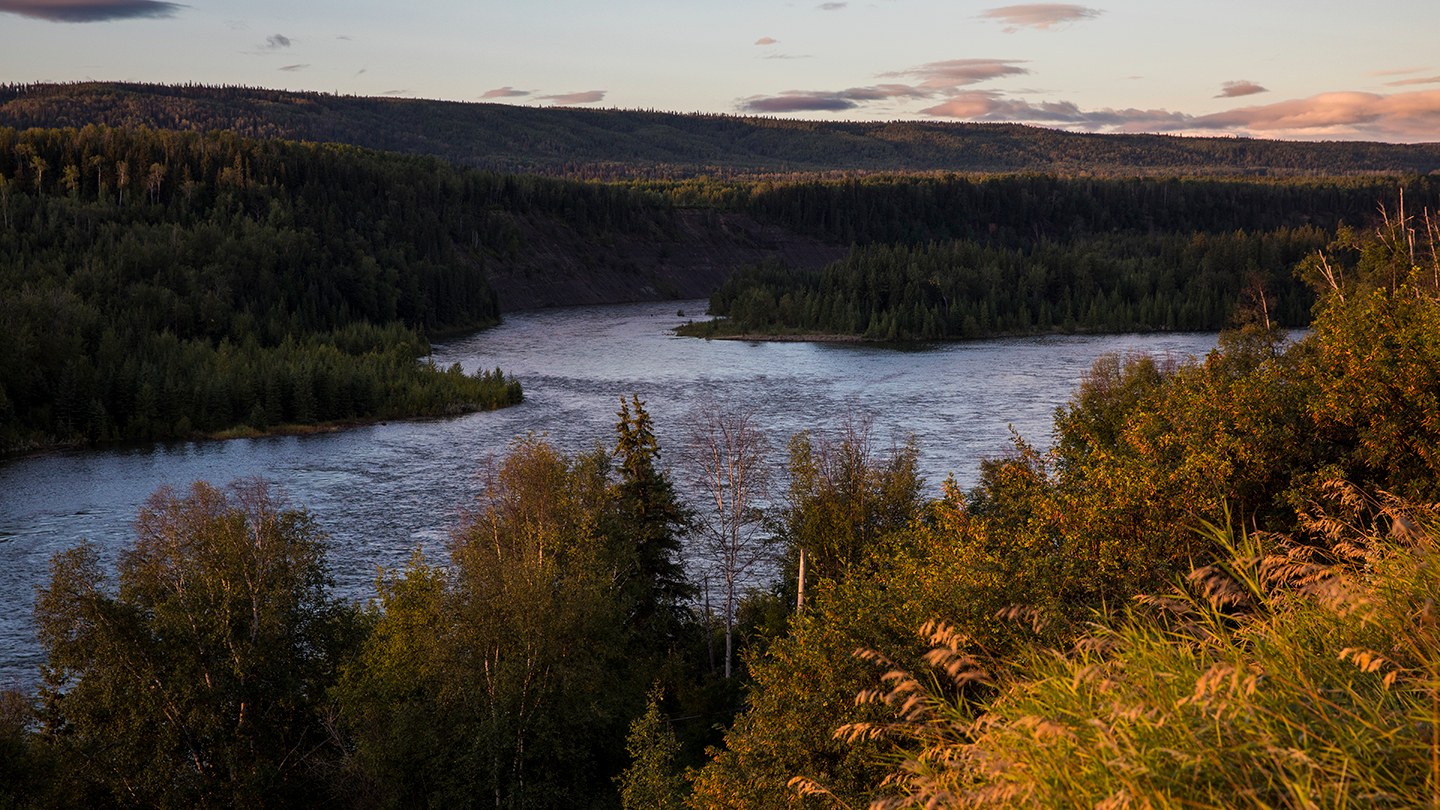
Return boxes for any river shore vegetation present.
[2,202,1439,809]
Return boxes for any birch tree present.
[683,399,773,679]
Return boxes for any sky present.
[2,0,1440,143]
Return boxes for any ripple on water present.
[0,299,1227,688]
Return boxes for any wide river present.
[0,300,1223,688]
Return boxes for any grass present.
[831,483,1440,810]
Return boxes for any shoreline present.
[0,402,521,462]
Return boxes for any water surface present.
[0,299,1222,687]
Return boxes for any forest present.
[3,202,1440,810]
[0,124,678,451]
[6,82,1440,178]
[672,174,1440,339]
[12,120,1437,450]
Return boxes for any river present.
[0,299,1224,688]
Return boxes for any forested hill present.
[5,82,1440,178]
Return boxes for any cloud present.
[481,86,531,99]
[917,86,1440,141]
[1365,67,1427,77]
[0,0,184,22]
[336,35,352,40]
[278,64,308,72]
[1386,76,1440,87]
[979,4,1102,32]
[743,92,859,113]
[880,58,1030,89]
[1190,89,1440,138]
[264,33,290,48]
[755,36,777,45]
[742,57,1027,114]
[1217,80,1267,98]
[816,2,846,9]
[763,53,812,60]
[743,84,933,113]
[537,90,606,105]
[381,89,410,96]
[355,68,366,76]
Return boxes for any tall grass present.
[833,482,1440,809]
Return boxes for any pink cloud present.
[880,58,1030,89]
[1192,89,1440,137]
[537,90,606,105]
[979,4,1102,32]
[755,36,777,45]
[1217,80,1267,98]
[1386,76,1440,87]
[481,86,530,99]
[1365,67,1428,77]
[919,86,1440,141]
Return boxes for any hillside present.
[4,82,1440,178]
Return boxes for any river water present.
[0,299,1222,688]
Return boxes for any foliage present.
[617,685,687,810]
[337,435,631,808]
[31,478,362,809]
[683,228,1326,340]
[849,488,1440,809]
[611,396,694,633]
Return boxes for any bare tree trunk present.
[683,399,773,679]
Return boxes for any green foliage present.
[32,479,362,810]
[618,686,687,810]
[780,420,924,583]
[611,396,694,631]
[0,125,651,450]
[338,436,630,809]
[687,227,1328,340]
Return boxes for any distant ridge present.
[3,82,1439,178]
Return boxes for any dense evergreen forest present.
[6,82,1440,178]
[673,173,1440,339]
[4,206,1440,810]
[684,229,1327,339]
[0,125,691,449]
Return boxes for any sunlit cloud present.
[481,86,531,99]
[1217,80,1267,98]
[762,53,812,60]
[918,86,1440,142]
[1191,89,1440,138]
[1365,67,1427,77]
[880,58,1030,89]
[0,0,184,22]
[537,90,606,105]
[1386,76,1440,87]
[278,64,308,72]
[755,36,777,45]
[979,4,1102,32]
